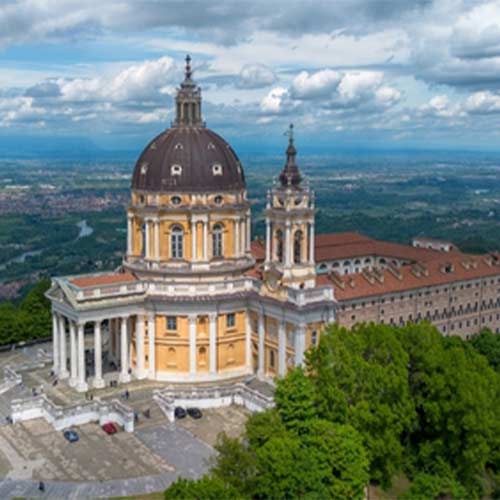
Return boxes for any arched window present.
[276,229,284,263]
[170,225,183,259]
[199,347,207,366]
[269,350,275,368]
[212,223,223,258]
[294,230,303,264]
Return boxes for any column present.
[69,321,77,386]
[246,213,251,253]
[278,322,286,377]
[93,320,105,388]
[154,219,160,261]
[257,312,265,377]
[127,215,133,256]
[191,219,197,262]
[148,314,156,379]
[265,219,271,262]
[135,315,146,379]
[189,315,197,375]
[309,221,315,264]
[234,218,240,257]
[203,221,208,261]
[285,222,291,267]
[245,312,252,370]
[59,315,69,379]
[52,312,60,374]
[240,219,245,255]
[76,322,88,392]
[294,324,306,367]
[119,316,130,383]
[209,313,217,374]
[145,220,151,259]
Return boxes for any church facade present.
[46,57,500,392]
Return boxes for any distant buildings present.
[46,56,500,392]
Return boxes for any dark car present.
[174,406,187,419]
[187,407,202,419]
[102,422,118,435]
[63,429,79,442]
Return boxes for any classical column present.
[154,219,160,261]
[69,321,77,386]
[119,316,130,383]
[127,215,133,256]
[76,322,88,392]
[278,322,286,377]
[285,222,291,267]
[294,324,306,367]
[203,221,208,261]
[265,219,271,262]
[148,314,156,379]
[145,220,151,259]
[135,315,146,379]
[309,221,315,264]
[191,219,197,262]
[257,312,265,377]
[52,312,60,374]
[246,213,251,253]
[189,315,197,375]
[209,313,217,374]
[93,320,105,388]
[240,219,245,255]
[245,312,252,370]
[59,315,69,379]
[234,218,240,257]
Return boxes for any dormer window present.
[174,143,183,150]
[171,164,182,176]
[140,162,148,175]
[212,163,223,176]
[208,142,216,150]
[150,142,157,150]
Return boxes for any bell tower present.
[264,124,316,289]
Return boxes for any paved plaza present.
[0,341,254,498]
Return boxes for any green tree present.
[470,329,500,372]
[401,471,467,500]
[307,322,415,486]
[164,475,241,500]
[245,409,287,449]
[274,366,317,434]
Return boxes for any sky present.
[1,0,500,153]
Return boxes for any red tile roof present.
[70,272,137,288]
[318,253,500,301]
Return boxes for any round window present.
[214,195,223,205]
[171,195,181,205]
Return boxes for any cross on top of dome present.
[174,54,204,127]
[279,123,302,187]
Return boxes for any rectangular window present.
[167,316,177,331]
[226,313,236,328]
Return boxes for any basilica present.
[46,56,500,392]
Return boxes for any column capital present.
[147,313,155,322]
[188,314,197,323]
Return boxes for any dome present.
[132,127,245,193]
[131,55,245,193]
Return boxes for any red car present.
[102,422,118,435]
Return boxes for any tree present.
[307,322,416,486]
[401,471,467,500]
[245,409,287,449]
[274,367,317,434]
[470,329,500,372]
[164,475,241,500]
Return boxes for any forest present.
[165,324,500,500]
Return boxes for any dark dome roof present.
[132,127,246,193]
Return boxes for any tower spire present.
[174,54,203,128]
[279,123,302,187]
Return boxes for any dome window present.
[150,142,157,150]
[171,164,182,176]
[171,195,181,206]
[174,143,183,150]
[212,163,223,176]
[140,162,148,175]
[214,195,223,205]
[207,142,216,150]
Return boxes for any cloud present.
[291,70,341,99]
[464,91,500,114]
[237,64,276,89]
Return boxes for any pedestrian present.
[125,389,129,400]
[38,481,45,492]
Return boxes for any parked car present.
[102,422,118,435]
[63,429,79,442]
[174,407,187,419]
[187,407,202,419]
